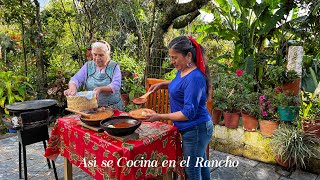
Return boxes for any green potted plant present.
[212,86,224,125]
[282,69,300,96]
[259,88,280,137]
[241,91,260,132]
[264,66,300,95]
[218,71,243,129]
[275,92,300,122]
[270,124,320,168]
[264,65,286,87]
[301,90,320,138]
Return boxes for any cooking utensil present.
[65,108,91,118]
[100,116,141,136]
[80,109,114,126]
[6,99,58,111]
[129,108,156,120]
[132,91,152,105]
[79,122,104,132]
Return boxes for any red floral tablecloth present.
[44,111,184,180]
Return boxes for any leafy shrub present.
[0,71,33,115]
[113,50,146,109]
[270,125,320,169]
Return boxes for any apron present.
[85,61,124,111]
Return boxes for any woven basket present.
[67,93,98,111]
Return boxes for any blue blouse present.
[168,68,211,131]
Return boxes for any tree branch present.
[172,0,209,19]
[172,10,200,29]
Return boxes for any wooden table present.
[45,113,184,180]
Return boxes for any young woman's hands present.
[148,83,161,93]
[144,113,162,122]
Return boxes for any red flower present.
[236,69,243,77]
[275,87,281,93]
[133,73,139,78]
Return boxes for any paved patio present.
[0,133,319,180]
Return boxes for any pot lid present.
[6,99,58,111]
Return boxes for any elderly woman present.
[64,41,125,110]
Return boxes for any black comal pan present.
[100,116,141,136]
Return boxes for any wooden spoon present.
[65,108,91,118]
[132,91,152,105]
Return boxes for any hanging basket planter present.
[278,106,299,122]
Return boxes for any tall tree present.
[0,0,47,98]
[147,0,210,77]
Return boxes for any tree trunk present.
[34,0,46,99]
[20,0,27,77]
[147,0,210,78]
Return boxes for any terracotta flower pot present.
[275,155,291,168]
[259,120,279,137]
[212,109,222,125]
[242,114,258,132]
[303,120,320,138]
[223,112,240,129]
[282,79,301,96]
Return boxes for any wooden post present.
[64,157,72,180]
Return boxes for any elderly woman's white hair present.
[91,40,111,55]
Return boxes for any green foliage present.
[46,71,68,107]
[113,50,146,100]
[259,87,279,120]
[212,72,245,112]
[163,69,177,80]
[270,124,320,169]
[300,72,320,122]
[200,0,297,79]
[235,73,259,117]
[241,91,260,117]
[284,70,300,83]
[0,71,33,114]
[275,92,300,107]
[264,66,299,87]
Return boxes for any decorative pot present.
[275,155,291,168]
[212,109,222,125]
[121,94,130,106]
[278,106,299,122]
[303,120,320,138]
[223,112,240,129]
[282,79,301,96]
[259,120,279,137]
[242,114,258,132]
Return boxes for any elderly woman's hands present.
[93,87,103,102]
[64,88,77,96]
[64,83,77,96]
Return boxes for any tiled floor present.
[0,134,318,180]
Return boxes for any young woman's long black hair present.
[168,36,212,98]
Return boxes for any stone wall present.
[210,125,320,174]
